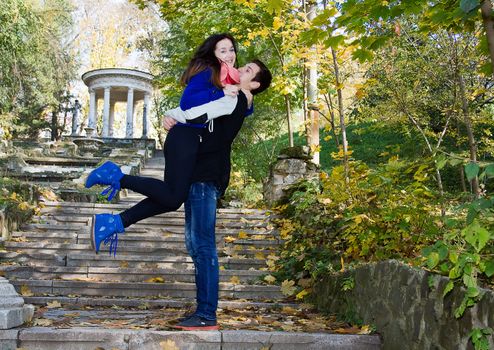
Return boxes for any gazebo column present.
[102,87,111,137]
[126,88,134,138]
[142,93,150,138]
[87,88,97,136]
[109,101,116,137]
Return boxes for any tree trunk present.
[324,93,340,148]
[307,1,319,164]
[481,0,494,74]
[303,65,310,145]
[285,95,294,147]
[332,47,349,183]
[458,72,480,197]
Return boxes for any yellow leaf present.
[119,261,129,268]
[145,277,165,283]
[281,279,297,296]
[224,236,236,243]
[296,289,309,300]
[20,285,33,297]
[264,275,276,284]
[255,252,265,260]
[340,256,345,272]
[160,339,179,350]
[33,318,53,326]
[238,231,248,239]
[273,17,283,31]
[46,301,62,308]
[230,276,240,284]
[219,266,225,270]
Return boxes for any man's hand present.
[223,84,239,96]
[163,116,177,131]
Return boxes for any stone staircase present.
[0,153,381,349]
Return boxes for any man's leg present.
[175,182,219,330]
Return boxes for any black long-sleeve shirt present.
[190,91,249,194]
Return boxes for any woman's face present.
[214,38,236,67]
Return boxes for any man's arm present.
[165,95,238,123]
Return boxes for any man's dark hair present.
[250,59,272,95]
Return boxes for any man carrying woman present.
[85,33,272,330]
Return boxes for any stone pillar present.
[142,93,150,138]
[87,88,97,137]
[71,99,81,136]
[126,88,134,138]
[0,277,34,329]
[102,87,111,137]
[109,101,116,137]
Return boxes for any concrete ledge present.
[11,328,381,350]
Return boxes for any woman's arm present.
[180,69,225,110]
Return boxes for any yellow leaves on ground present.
[46,301,62,308]
[144,277,165,283]
[160,340,179,350]
[230,276,240,284]
[119,261,129,268]
[281,279,297,296]
[20,285,33,297]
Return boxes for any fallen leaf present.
[230,276,240,284]
[281,280,297,296]
[20,285,33,297]
[224,236,236,243]
[296,289,309,300]
[160,339,179,350]
[46,301,62,308]
[119,261,129,268]
[219,266,225,270]
[238,231,248,239]
[145,277,165,283]
[264,275,276,284]
[255,252,265,260]
[33,318,53,326]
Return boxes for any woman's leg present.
[119,126,203,210]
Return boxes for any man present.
[165,60,272,330]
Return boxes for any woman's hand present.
[223,84,239,97]
[163,116,177,131]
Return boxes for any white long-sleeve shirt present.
[165,95,238,124]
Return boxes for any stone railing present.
[312,260,494,350]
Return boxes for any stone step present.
[0,251,266,270]
[3,241,276,258]
[20,222,277,239]
[40,200,270,216]
[2,327,381,350]
[0,265,266,284]
[11,279,283,300]
[11,231,280,248]
[23,295,298,310]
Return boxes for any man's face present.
[238,63,261,90]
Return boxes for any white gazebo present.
[82,68,154,138]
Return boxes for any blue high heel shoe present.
[85,161,124,201]
[90,213,125,256]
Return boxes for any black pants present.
[119,125,204,228]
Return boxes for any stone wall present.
[312,260,494,350]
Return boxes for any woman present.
[85,34,247,255]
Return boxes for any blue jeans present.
[184,182,220,321]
